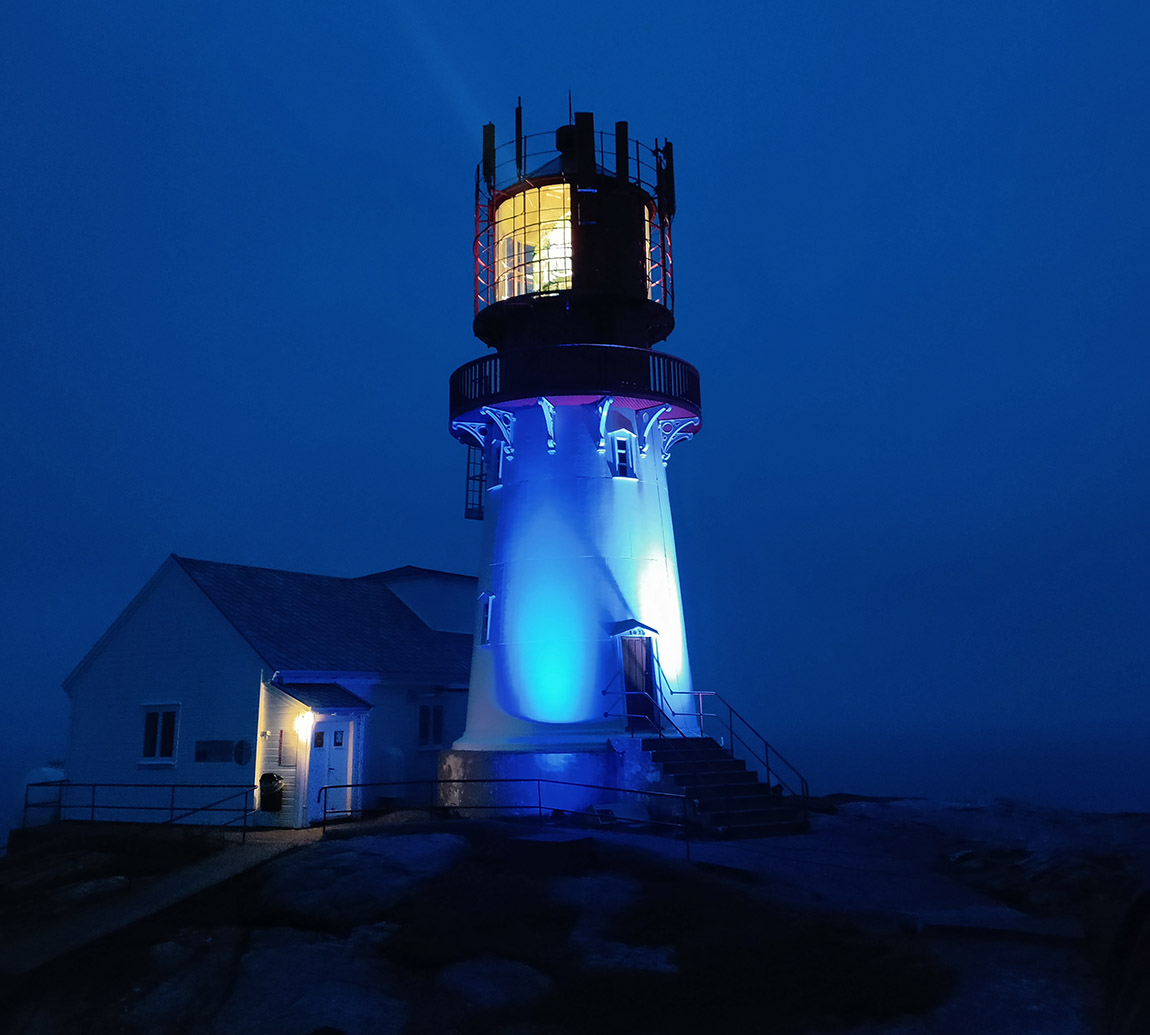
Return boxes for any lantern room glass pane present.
[494,184,572,301]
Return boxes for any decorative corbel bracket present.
[596,396,614,454]
[638,405,671,457]
[451,421,487,450]
[537,397,557,454]
[659,417,700,466]
[480,406,516,460]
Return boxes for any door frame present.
[305,712,365,824]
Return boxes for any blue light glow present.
[497,499,597,724]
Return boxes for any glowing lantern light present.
[294,710,315,742]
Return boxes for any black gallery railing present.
[449,345,701,420]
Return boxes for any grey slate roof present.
[173,555,473,683]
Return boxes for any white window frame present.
[611,432,637,479]
[479,592,494,645]
[141,704,180,765]
[488,443,504,490]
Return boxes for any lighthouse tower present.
[441,107,702,805]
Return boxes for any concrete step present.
[676,771,759,791]
[692,788,789,811]
[659,758,747,777]
[705,805,806,826]
[640,737,721,753]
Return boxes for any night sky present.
[3,2,1147,826]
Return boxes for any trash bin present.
[259,772,285,813]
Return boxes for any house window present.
[479,593,494,645]
[313,730,324,749]
[613,434,636,479]
[419,704,445,747]
[142,706,178,761]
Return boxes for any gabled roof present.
[172,555,473,682]
[361,565,475,582]
[358,566,478,634]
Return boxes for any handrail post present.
[21,782,30,828]
[728,703,734,757]
[682,794,690,862]
[537,779,542,819]
[170,784,176,822]
[321,786,328,834]
[90,784,96,822]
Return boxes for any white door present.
[307,720,352,823]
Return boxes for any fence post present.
[321,786,328,834]
[90,784,96,822]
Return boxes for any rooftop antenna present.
[515,97,524,178]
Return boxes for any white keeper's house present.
[58,555,475,828]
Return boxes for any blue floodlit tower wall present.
[445,109,702,789]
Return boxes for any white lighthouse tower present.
[441,107,703,808]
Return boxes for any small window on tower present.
[613,434,636,479]
[479,592,494,645]
[488,445,504,490]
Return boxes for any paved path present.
[0,828,321,977]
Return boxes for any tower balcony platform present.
[449,343,702,424]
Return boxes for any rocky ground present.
[1,798,1148,1034]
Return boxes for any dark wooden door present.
[622,636,659,733]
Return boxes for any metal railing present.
[473,129,674,313]
[22,781,257,831]
[448,345,701,423]
[316,777,696,858]
[701,695,810,798]
[160,787,255,842]
[600,647,710,740]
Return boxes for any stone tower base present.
[437,739,680,821]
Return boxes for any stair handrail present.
[603,682,690,739]
[649,640,714,732]
[706,692,809,798]
[602,646,706,740]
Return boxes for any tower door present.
[622,636,659,733]
[307,720,353,824]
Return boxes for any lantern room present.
[493,182,573,300]
[473,106,676,351]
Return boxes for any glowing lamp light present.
[494,183,573,300]
[294,710,315,742]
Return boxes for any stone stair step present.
[647,747,729,765]
[692,789,788,810]
[659,758,746,776]
[640,737,721,753]
[705,806,805,825]
[676,771,759,790]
